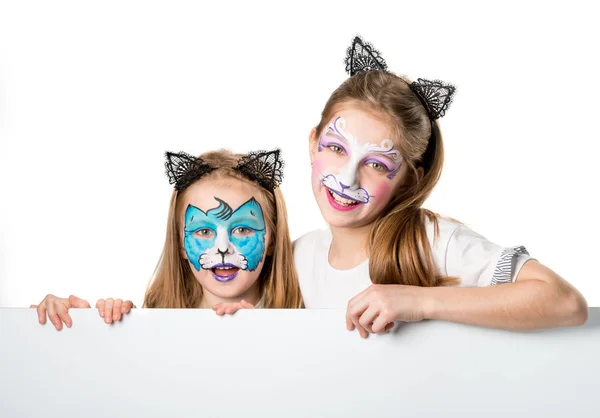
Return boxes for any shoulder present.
[424,215,463,246]
[423,214,463,277]
[425,214,532,287]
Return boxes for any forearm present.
[422,279,588,330]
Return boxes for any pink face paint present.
[371,182,393,201]
[312,159,324,175]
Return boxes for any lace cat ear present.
[164,151,214,191]
[409,78,456,120]
[342,36,456,120]
[234,149,284,191]
[344,35,388,76]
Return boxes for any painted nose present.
[217,248,229,256]
[339,178,359,191]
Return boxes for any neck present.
[328,223,372,269]
[198,281,262,309]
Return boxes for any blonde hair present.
[144,149,304,308]
[314,71,457,286]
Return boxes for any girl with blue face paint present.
[32,149,303,330]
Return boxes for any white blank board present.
[1,308,599,418]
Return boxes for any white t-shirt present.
[293,216,532,308]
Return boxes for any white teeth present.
[216,267,233,270]
[329,189,359,206]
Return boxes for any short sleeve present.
[444,224,532,287]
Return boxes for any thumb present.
[69,295,91,308]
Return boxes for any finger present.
[346,290,370,331]
[225,304,241,315]
[372,314,394,334]
[346,288,369,313]
[69,295,91,308]
[212,303,223,311]
[346,299,370,338]
[46,302,62,330]
[349,308,370,338]
[215,307,226,316]
[358,306,379,335]
[36,305,47,324]
[345,314,355,330]
[95,299,106,317]
[30,304,38,308]
[104,298,114,323]
[111,299,123,321]
[239,300,254,309]
[356,322,369,338]
[121,301,134,314]
[55,301,73,328]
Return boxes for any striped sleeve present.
[443,224,533,287]
[490,246,530,286]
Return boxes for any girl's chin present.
[320,202,382,229]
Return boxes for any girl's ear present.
[308,128,317,165]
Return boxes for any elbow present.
[558,287,588,327]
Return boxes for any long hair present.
[314,71,457,286]
[144,149,304,308]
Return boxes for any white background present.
[0,1,598,308]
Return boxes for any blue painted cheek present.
[231,231,266,272]
[184,233,215,271]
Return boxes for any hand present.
[212,299,255,316]
[346,284,426,338]
[31,294,91,331]
[96,298,136,324]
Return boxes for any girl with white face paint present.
[32,149,303,330]
[294,36,587,337]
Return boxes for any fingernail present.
[113,315,119,320]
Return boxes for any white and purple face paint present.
[183,197,266,283]
[318,116,403,206]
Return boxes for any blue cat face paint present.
[183,197,266,282]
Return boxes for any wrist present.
[420,287,441,320]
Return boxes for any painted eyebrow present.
[184,217,218,230]
[364,152,401,167]
[229,216,266,230]
[324,124,349,143]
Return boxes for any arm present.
[346,260,588,338]
[423,260,588,330]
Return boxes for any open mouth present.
[211,263,240,282]
[325,188,363,211]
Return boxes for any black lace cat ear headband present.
[344,36,456,121]
[164,149,284,192]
